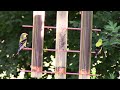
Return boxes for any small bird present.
[17,33,28,55]
[95,39,103,58]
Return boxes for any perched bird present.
[95,39,103,58]
[17,33,28,55]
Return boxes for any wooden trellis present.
[21,11,101,79]
[79,11,93,79]
[31,11,45,78]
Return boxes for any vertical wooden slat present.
[31,11,45,79]
[79,11,93,79]
[55,11,68,79]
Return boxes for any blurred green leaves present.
[0,11,120,79]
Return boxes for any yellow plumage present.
[17,33,28,55]
[95,39,103,58]
[96,39,102,47]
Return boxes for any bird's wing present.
[19,39,27,47]
[18,39,27,52]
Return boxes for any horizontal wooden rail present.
[22,25,101,32]
[20,70,99,76]
[22,48,96,53]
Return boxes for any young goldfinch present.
[95,39,103,58]
[17,33,28,55]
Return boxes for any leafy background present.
[0,11,120,79]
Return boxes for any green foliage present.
[94,20,120,79]
[90,67,96,79]
[0,11,32,78]
[0,11,120,79]
[107,72,116,79]
[69,11,120,79]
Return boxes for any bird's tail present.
[16,45,25,55]
[16,49,20,55]
[16,51,19,55]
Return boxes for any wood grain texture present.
[79,11,93,79]
[55,11,68,79]
[31,11,45,79]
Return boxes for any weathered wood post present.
[55,11,68,79]
[31,11,45,79]
[79,11,93,79]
